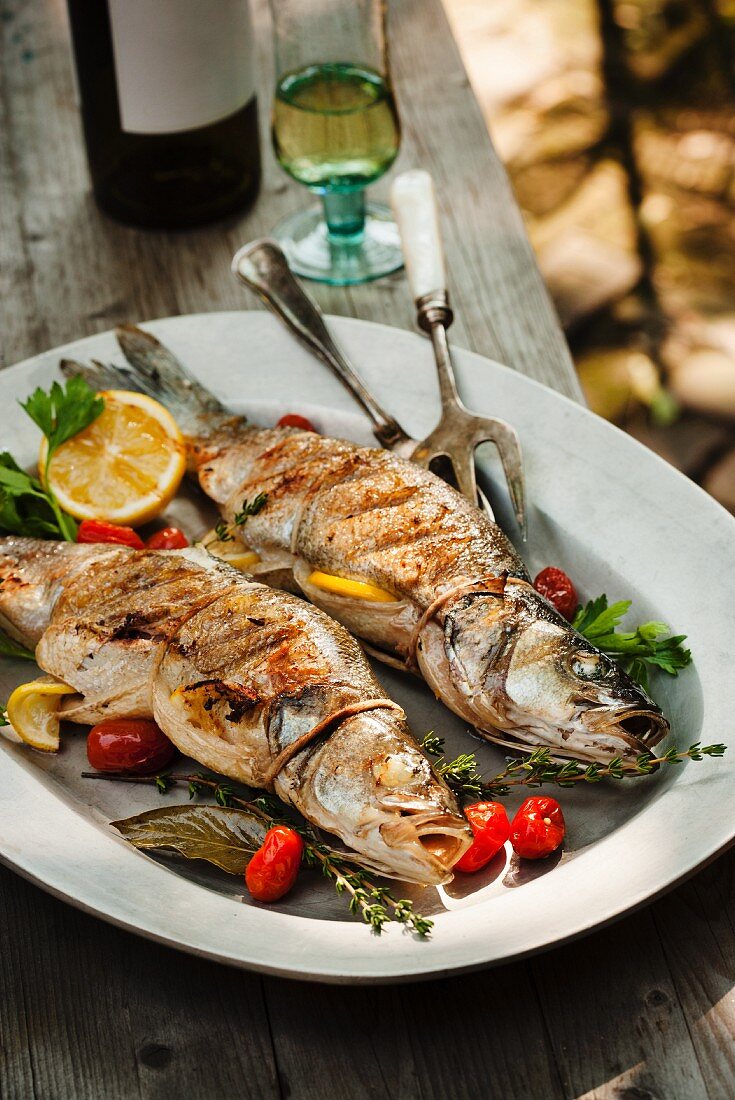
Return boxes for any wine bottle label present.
[108,0,255,135]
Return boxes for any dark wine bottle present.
[66,0,261,229]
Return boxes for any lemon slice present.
[6,676,77,752]
[41,390,186,525]
[202,531,262,572]
[307,570,397,603]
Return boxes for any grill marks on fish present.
[202,431,523,606]
[1,538,470,882]
[194,427,669,763]
[60,331,671,764]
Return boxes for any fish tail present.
[63,325,240,440]
[115,325,227,423]
[60,358,132,391]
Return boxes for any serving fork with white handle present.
[390,169,526,538]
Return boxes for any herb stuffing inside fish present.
[62,326,670,764]
[0,537,471,884]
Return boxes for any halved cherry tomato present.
[276,413,317,432]
[245,825,304,902]
[509,796,565,859]
[533,566,578,621]
[145,526,189,550]
[454,801,510,873]
[77,519,144,549]
[86,718,177,774]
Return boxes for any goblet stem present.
[322,190,367,240]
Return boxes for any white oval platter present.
[0,311,733,983]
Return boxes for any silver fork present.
[231,239,498,522]
[391,170,527,539]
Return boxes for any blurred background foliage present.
[443,0,735,512]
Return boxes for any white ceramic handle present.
[390,170,447,300]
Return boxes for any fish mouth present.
[379,808,473,884]
[581,703,669,755]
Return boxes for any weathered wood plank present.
[653,855,735,1100]
[0,864,281,1100]
[0,863,143,1100]
[0,1,51,368]
[533,908,712,1100]
[265,962,565,1100]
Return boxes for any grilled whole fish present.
[63,326,670,764]
[0,537,471,884]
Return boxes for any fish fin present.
[60,357,135,391]
[116,324,227,419]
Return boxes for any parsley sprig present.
[0,454,67,540]
[573,595,691,689]
[22,377,105,469]
[0,378,104,542]
[83,769,433,937]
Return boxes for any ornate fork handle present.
[231,239,411,453]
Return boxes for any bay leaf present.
[112,804,268,875]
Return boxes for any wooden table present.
[2,2,734,1098]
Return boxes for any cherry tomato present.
[509,796,566,860]
[533,566,578,621]
[145,526,189,550]
[276,413,317,432]
[245,825,304,902]
[77,519,144,549]
[455,801,510,873]
[86,719,177,774]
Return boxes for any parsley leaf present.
[3,376,105,542]
[572,596,631,640]
[0,453,66,538]
[21,377,104,471]
[573,594,691,689]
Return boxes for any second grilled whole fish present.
[64,327,670,764]
[0,537,471,884]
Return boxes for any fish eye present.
[570,651,603,679]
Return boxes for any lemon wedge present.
[41,389,186,526]
[216,549,262,571]
[307,571,397,603]
[6,676,77,752]
[201,531,262,572]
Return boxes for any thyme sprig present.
[421,734,726,801]
[206,493,268,546]
[421,733,487,799]
[81,770,433,936]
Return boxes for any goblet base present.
[273,201,403,286]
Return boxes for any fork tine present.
[482,422,527,540]
[449,450,479,507]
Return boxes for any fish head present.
[421,579,669,763]
[276,698,473,885]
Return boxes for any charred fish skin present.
[197,431,668,763]
[0,537,470,884]
[62,327,670,764]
